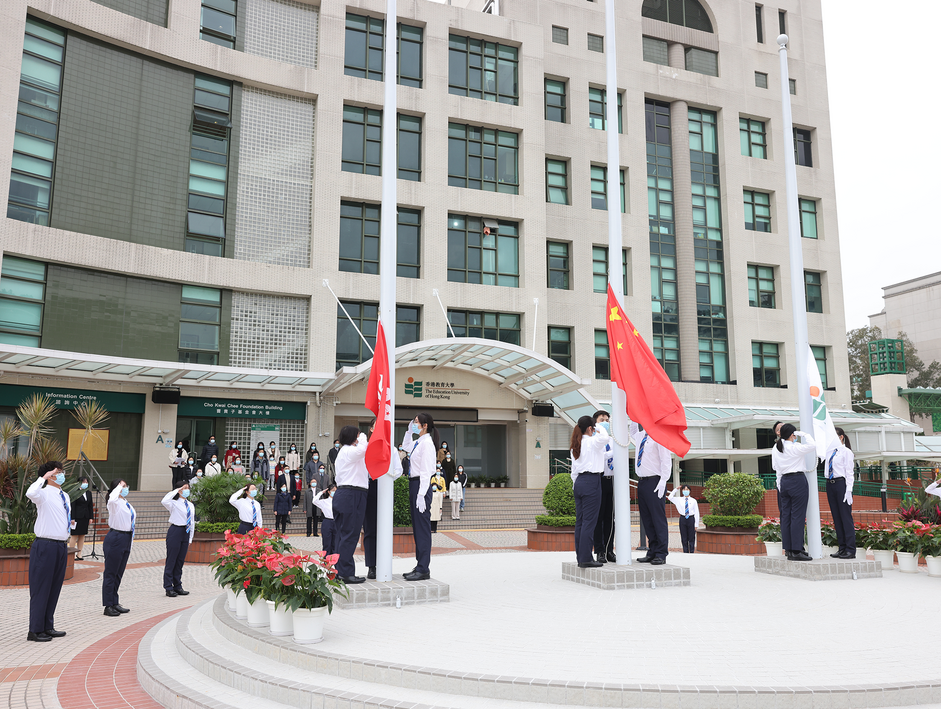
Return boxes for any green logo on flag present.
[812,395,828,421]
[404,378,422,398]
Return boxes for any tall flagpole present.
[777,34,821,559]
[376,0,397,582]
[604,0,631,566]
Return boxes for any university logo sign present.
[404,378,423,398]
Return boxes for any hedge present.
[195,522,240,534]
[0,533,37,549]
[702,514,763,529]
[535,515,576,527]
[542,473,575,517]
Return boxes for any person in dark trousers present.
[305,442,320,465]
[667,485,701,553]
[303,479,319,536]
[161,484,194,597]
[360,420,379,580]
[178,456,199,489]
[825,427,856,559]
[252,450,270,490]
[304,450,325,486]
[591,409,616,563]
[329,439,340,466]
[457,464,466,511]
[332,426,369,583]
[771,423,816,561]
[273,483,293,534]
[631,422,672,565]
[71,476,94,561]
[26,461,70,642]
[402,413,438,581]
[102,479,135,616]
[313,485,337,555]
[570,416,609,568]
[229,484,262,533]
[199,435,219,470]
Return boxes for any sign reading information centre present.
[177,397,306,420]
[0,384,145,413]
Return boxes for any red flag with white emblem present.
[365,321,393,479]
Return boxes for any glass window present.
[789,78,797,95]
[344,13,384,81]
[397,24,423,88]
[739,117,766,158]
[685,47,718,77]
[590,165,626,212]
[551,26,568,45]
[794,128,812,167]
[698,337,727,384]
[447,215,519,287]
[339,201,381,274]
[397,208,421,279]
[779,9,787,36]
[642,36,668,65]
[591,247,628,295]
[548,327,571,369]
[200,1,237,48]
[744,190,771,232]
[546,159,568,205]
[396,306,421,347]
[547,242,570,290]
[0,256,46,346]
[594,330,610,380]
[447,123,519,194]
[747,265,775,308]
[642,0,714,33]
[398,114,421,181]
[756,4,764,43]
[545,79,566,123]
[447,310,521,345]
[799,198,818,238]
[587,34,604,53]
[588,88,622,132]
[653,334,680,381]
[752,341,781,388]
[342,105,382,175]
[812,345,828,389]
[805,271,823,313]
[336,301,377,368]
[755,71,768,88]
[179,286,221,364]
[448,35,519,105]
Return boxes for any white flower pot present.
[925,555,941,577]
[247,596,269,627]
[896,551,919,574]
[872,549,895,569]
[266,600,294,636]
[235,591,249,619]
[763,541,783,556]
[822,545,839,557]
[292,606,328,644]
[225,587,237,612]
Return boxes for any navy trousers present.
[678,515,696,553]
[779,473,809,552]
[409,477,433,574]
[321,518,336,556]
[573,473,602,564]
[102,529,132,607]
[637,477,669,560]
[593,475,615,557]
[237,521,256,534]
[28,538,67,633]
[163,526,189,591]
[363,477,378,568]
[825,477,856,555]
[333,487,367,578]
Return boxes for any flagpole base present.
[562,562,689,590]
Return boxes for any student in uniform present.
[313,484,338,555]
[402,413,438,581]
[102,479,135,617]
[592,409,616,563]
[161,483,194,597]
[273,482,293,533]
[631,422,672,565]
[71,476,94,561]
[332,426,369,584]
[824,427,856,559]
[570,415,609,568]
[229,484,262,533]
[667,485,702,553]
[26,461,70,642]
[771,423,817,561]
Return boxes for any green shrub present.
[393,474,412,527]
[0,533,36,549]
[702,473,765,516]
[702,514,763,529]
[542,473,575,516]
[190,472,266,524]
[195,522,240,534]
[535,515,576,527]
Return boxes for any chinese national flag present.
[364,321,393,479]
[605,286,691,458]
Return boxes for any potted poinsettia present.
[866,522,896,569]
[891,520,927,573]
[917,524,941,577]
[211,527,288,622]
[755,518,782,556]
[820,522,839,556]
[261,550,347,644]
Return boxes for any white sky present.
[821,0,941,329]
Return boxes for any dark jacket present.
[305,447,320,464]
[273,490,293,515]
[304,459,327,487]
[71,490,94,520]
[252,454,270,479]
[441,458,456,478]
[303,487,316,517]
[199,441,219,467]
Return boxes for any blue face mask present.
[80,482,89,490]
[120,486,129,497]
[329,490,335,497]
[249,489,258,498]
[409,422,421,435]
[55,472,65,485]
[181,489,190,498]
[682,489,690,497]
[281,486,287,492]
[598,421,610,433]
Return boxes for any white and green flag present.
[807,344,839,459]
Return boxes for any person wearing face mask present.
[457,465,467,511]
[285,443,301,474]
[224,441,241,470]
[824,427,856,559]
[204,453,222,477]
[631,421,673,566]
[190,468,204,485]
[26,461,70,642]
[305,442,320,465]
[430,466,446,533]
[771,423,816,561]
[304,450,325,486]
[286,444,303,506]
[402,414,438,581]
[102,479,135,617]
[436,441,450,465]
[199,436,219,470]
[70,476,94,561]
[161,483,194,597]
[667,485,702,553]
[570,416,609,568]
[178,456,199,488]
[303,477,319,537]
[267,442,280,489]
[169,442,187,484]
[252,449,270,489]
[312,484,338,555]
[229,456,245,476]
[449,473,463,520]
[441,450,456,479]
[229,484,262,533]
[592,410,616,564]
[273,482,293,534]
[274,457,296,517]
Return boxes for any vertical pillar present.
[139,400,177,491]
[667,42,685,70]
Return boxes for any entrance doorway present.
[395,422,506,481]
[176,417,216,460]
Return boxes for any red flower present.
[281,575,295,586]
[243,578,250,588]
[325,553,340,566]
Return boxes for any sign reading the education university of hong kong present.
[402,377,469,402]
[177,397,306,420]
[0,383,146,414]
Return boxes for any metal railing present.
[857,465,936,482]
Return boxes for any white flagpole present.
[376,0,397,582]
[604,0,631,566]
[777,34,821,558]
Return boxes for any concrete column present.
[869,372,910,421]
[738,428,759,474]
[667,42,685,70]
[517,417,549,489]
[669,99,699,382]
[138,399,178,491]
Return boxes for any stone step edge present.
[206,595,941,708]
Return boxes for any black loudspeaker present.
[531,403,555,417]
[152,387,181,405]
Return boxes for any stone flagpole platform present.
[335,574,449,608]
[755,555,883,581]
[562,561,690,589]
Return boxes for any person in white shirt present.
[332,425,370,584]
[161,484,195,597]
[402,413,438,581]
[771,423,817,561]
[103,479,135,616]
[668,485,702,553]
[26,461,70,642]
[312,484,338,555]
[592,410,616,563]
[449,474,463,520]
[204,454,222,476]
[229,484,262,533]
[570,415,610,568]
[631,422,672,565]
[824,427,856,559]
[926,477,941,500]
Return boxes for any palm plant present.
[70,401,109,461]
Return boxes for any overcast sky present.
[820,0,941,330]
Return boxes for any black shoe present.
[27,631,52,642]
[636,556,653,563]
[830,552,842,558]
[166,590,178,597]
[114,604,130,614]
[174,588,190,596]
[577,561,603,568]
[340,575,366,584]
[103,606,121,617]
[44,628,66,638]
[403,571,430,581]
[650,558,665,565]
[607,552,617,563]
[597,553,607,563]
[367,567,376,580]
[787,551,811,562]
[838,551,856,559]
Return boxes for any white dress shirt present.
[926,481,941,499]
[27,477,71,541]
[449,480,464,501]
[630,423,671,482]
[668,488,701,528]
[824,444,854,492]
[334,432,369,488]
[161,490,195,543]
[312,495,334,519]
[771,432,817,489]
[403,431,435,499]
[107,486,136,532]
[229,490,262,526]
[570,427,611,486]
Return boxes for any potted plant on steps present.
[919,524,941,577]
[756,518,782,556]
[211,527,290,623]
[866,522,896,569]
[820,522,840,556]
[262,550,347,644]
[699,473,765,555]
[528,472,575,551]
[892,520,926,573]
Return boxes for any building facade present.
[1,0,885,491]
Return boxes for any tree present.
[846,325,882,400]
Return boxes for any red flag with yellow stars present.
[605,286,690,458]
